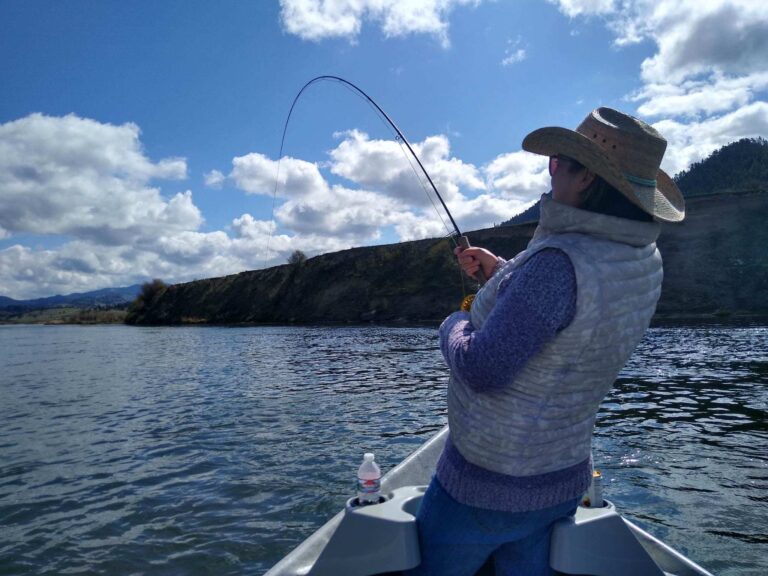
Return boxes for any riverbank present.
[0,307,127,325]
[126,190,768,326]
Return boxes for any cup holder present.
[314,486,426,575]
[347,495,388,509]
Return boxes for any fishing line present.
[267,75,485,284]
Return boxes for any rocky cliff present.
[654,189,767,319]
[126,188,767,326]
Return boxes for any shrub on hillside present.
[288,250,308,266]
[125,279,167,324]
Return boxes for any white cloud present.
[548,0,615,18]
[275,184,403,240]
[501,47,526,67]
[0,215,313,300]
[451,193,535,231]
[230,152,329,198]
[279,0,483,47]
[1,113,533,299]
[654,101,768,176]
[389,210,452,241]
[329,130,484,206]
[0,114,310,299]
[631,72,768,118]
[630,1,768,84]
[224,130,543,242]
[548,0,768,82]
[231,213,275,240]
[0,111,533,298]
[204,169,226,189]
[0,113,194,244]
[221,136,470,244]
[549,0,768,170]
[328,130,424,203]
[485,151,550,202]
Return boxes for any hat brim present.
[522,127,685,222]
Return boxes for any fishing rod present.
[274,75,486,284]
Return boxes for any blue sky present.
[1,0,767,299]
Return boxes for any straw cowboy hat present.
[522,107,685,222]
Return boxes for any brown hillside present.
[127,189,767,325]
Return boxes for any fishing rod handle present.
[458,236,488,285]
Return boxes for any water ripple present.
[1,324,765,575]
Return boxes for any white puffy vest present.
[448,195,663,476]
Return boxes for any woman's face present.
[549,155,595,207]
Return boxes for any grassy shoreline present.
[0,307,128,325]
[3,307,765,327]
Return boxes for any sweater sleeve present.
[438,248,577,391]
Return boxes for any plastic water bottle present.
[356,453,381,505]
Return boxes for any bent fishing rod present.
[276,75,487,284]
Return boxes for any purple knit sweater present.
[436,248,592,512]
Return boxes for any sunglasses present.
[549,155,584,176]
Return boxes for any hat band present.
[623,172,657,188]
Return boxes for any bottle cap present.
[364,453,374,461]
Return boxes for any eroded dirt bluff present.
[128,190,767,325]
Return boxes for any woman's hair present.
[565,160,654,222]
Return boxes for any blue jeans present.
[405,477,579,576]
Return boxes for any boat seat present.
[308,485,425,576]
[550,500,664,576]
[304,487,665,576]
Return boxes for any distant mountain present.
[0,285,142,310]
[500,137,768,226]
[502,201,541,226]
[675,137,768,197]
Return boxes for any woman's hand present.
[454,246,498,281]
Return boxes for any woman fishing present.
[408,107,686,575]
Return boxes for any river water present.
[0,324,765,575]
